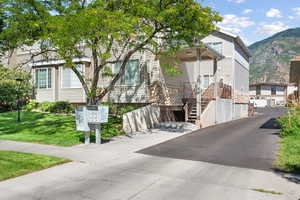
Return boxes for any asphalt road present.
[138,107,287,171]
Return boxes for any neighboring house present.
[290,56,300,102]
[1,30,251,127]
[249,83,288,107]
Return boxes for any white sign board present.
[75,107,90,131]
[75,105,109,131]
[86,106,109,124]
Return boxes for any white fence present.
[216,99,233,124]
[123,105,160,134]
[200,99,234,128]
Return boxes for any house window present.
[114,60,140,86]
[206,42,223,55]
[271,86,276,95]
[256,85,261,95]
[36,68,52,89]
[62,64,83,88]
[203,75,210,89]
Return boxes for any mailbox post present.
[75,105,109,144]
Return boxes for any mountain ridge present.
[249,27,300,84]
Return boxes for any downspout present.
[196,49,202,121]
[214,58,218,125]
[232,46,235,120]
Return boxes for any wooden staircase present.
[186,98,212,123]
[183,82,232,124]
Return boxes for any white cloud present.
[293,8,300,16]
[266,8,282,18]
[243,9,253,15]
[218,14,255,36]
[228,0,246,3]
[219,26,242,34]
[256,21,289,35]
[288,16,295,20]
[219,14,255,28]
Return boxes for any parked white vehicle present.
[250,99,268,107]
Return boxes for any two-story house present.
[2,30,251,128]
[249,82,288,107]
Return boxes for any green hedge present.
[24,101,74,114]
[276,108,300,174]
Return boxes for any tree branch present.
[18,48,58,67]
[97,29,161,101]
[71,65,90,97]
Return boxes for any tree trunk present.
[96,51,134,101]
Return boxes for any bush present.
[101,116,124,138]
[101,102,138,116]
[39,102,54,112]
[24,100,39,111]
[49,101,74,114]
[118,105,138,115]
[277,112,300,137]
[0,65,32,112]
[102,101,117,115]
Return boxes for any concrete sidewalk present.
[0,123,198,163]
[0,122,299,200]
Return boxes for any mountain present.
[249,28,300,84]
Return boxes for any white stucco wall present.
[249,86,256,96]
[287,85,298,95]
[261,86,271,95]
[234,104,248,119]
[201,32,234,58]
[200,100,216,128]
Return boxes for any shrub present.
[24,100,39,111]
[102,101,117,115]
[0,65,32,112]
[277,113,300,137]
[39,102,54,112]
[101,116,124,138]
[49,101,74,114]
[118,105,138,115]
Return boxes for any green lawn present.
[276,134,300,174]
[0,111,83,146]
[0,111,124,146]
[0,150,70,181]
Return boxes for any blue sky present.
[200,0,300,46]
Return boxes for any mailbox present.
[86,106,109,124]
[75,105,109,131]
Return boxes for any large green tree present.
[0,0,221,104]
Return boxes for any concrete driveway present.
[0,109,299,200]
[139,107,286,171]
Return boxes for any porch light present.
[16,78,24,123]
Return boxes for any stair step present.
[188,116,197,119]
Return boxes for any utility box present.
[75,105,109,131]
[86,106,109,124]
[75,105,109,144]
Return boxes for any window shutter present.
[71,65,82,88]
[114,62,122,85]
[61,65,82,88]
[35,70,38,88]
[62,67,71,88]
[48,68,52,88]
